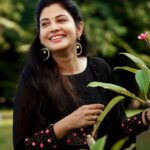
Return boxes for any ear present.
[76,21,84,38]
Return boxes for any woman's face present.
[39,3,83,54]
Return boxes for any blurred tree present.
[0,0,150,107]
[0,0,34,106]
[78,0,150,65]
[78,0,150,108]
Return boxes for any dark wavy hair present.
[21,0,88,126]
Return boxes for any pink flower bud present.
[137,32,148,40]
[32,142,36,146]
[40,143,44,149]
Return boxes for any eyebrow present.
[40,14,68,22]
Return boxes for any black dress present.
[13,57,148,150]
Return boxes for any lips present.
[49,34,66,41]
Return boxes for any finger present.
[86,115,98,121]
[97,109,103,115]
[87,104,105,110]
[86,120,97,126]
[86,109,102,116]
[93,115,98,121]
[92,115,98,121]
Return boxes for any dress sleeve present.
[24,124,59,149]
[120,112,149,136]
[13,78,60,150]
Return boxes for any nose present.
[50,22,60,33]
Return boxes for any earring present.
[76,38,82,56]
[40,47,50,61]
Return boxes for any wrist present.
[144,109,150,124]
[53,117,72,140]
[63,114,74,130]
[143,109,150,125]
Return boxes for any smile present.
[49,35,65,41]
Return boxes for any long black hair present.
[19,0,88,127]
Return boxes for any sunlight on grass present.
[0,109,13,150]
[0,124,13,150]
[0,119,12,126]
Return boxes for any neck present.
[52,51,86,75]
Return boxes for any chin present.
[50,45,70,52]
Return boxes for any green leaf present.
[91,135,107,150]
[0,16,26,37]
[119,53,149,70]
[114,66,138,74]
[87,82,144,103]
[124,143,136,150]
[92,96,125,136]
[135,69,150,99]
[111,137,128,150]
[0,81,17,89]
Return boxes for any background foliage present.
[0,0,150,107]
[0,0,150,150]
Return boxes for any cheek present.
[63,21,76,33]
[66,25,77,39]
[39,29,47,43]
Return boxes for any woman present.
[13,0,150,149]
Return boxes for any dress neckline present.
[67,57,89,77]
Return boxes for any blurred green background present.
[0,0,150,149]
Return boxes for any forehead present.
[40,3,72,20]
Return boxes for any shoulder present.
[88,56,111,70]
[88,56,113,82]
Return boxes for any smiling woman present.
[39,3,83,55]
[13,0,150,150]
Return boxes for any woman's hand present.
[142,108,150,125]
[53,103,104,140]
[66,103,104,130]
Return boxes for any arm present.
[120,109,150,136]
[25,103,103,149]
[13,78,61,150]
[23,104,104,149]
[120,112,149,136]
[13,78,104,149]
[53,104,104,140]
[106,100,149,138]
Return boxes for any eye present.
[40,22,49,28]
[57,18,67,23]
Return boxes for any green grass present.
[0,109,13,150]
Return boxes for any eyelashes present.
[40,19,68,28]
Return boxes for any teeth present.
[51,36,64,40]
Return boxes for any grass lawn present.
[0,109,13,150]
